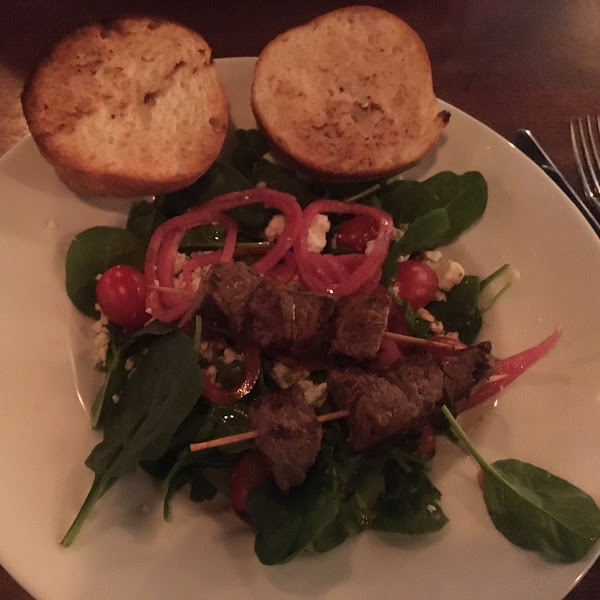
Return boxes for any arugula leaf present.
[91,321,178,429]
[65,226,145,316]
[443,407,600,563]
[247,457,339,565]
[61,331,202,546]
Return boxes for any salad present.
[62,127,600,566]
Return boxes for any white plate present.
[1,56,599,600]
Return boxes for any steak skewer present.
[189,344,493,491]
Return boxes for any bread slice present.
[22,17,228,197]
[251,6,449,181]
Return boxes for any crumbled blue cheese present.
[203,365,217,384]
[222,347,244,365]
[306,215,331,253]
[393,224,408,241]
[92,304,110,367]
[271,362,310,389]
[424,253,465,292]
[264,214,286,241]
[296,379,327,406]
[172,251,210,293]
[265,214,331,253]
[416,307,444,334]
[271,362,327,406]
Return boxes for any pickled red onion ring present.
[264,250,298,282]
[294,200,393,296]
[145,189,302,322]
[145,209,236,321]
[181,214,238,288]
[198,188,303,274]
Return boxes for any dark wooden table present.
[0,1,598,598]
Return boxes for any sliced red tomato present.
[230,451,270,513]
[415,424,436,457]
[391,260,438,310]
[464,329,562,410]
[96,264,149,330]
[202,343,261,404]
[335,215,379,253]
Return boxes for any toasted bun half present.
[22,17,228,197]
[251,6,449,181]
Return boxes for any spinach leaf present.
[126,200,167,245]
[388,290,431,338]
[442,407,600,563]
[232,129,316,207]
[61,331,202,546]
[419,171,487,243]
[311,461,385,553]
[379,172,487,286]
[160,161,252,218]
[427,276,482,344]
[251,159,316,207]
[65,226,145,316]
[378,180,433,224]
[180,224,227,249]
[91,321,178,429]
[247,457,339,565]
[373,451,448,534]
[381,209,450,286]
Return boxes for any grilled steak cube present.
[249,385,322,492]
[247,280,335,357]
[202,262,262,333]
[383,353,444,425]
[330,294,391,361]
[328,368,420,451]
[439,341,493,414]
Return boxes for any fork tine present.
[571,118,594,201]
[585,116,600,195]
[579,116,600,195]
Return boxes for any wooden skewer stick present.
[189,409,350,453]
[149,286,460,350]
[383,331,459,349]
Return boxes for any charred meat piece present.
[328,342,493,451]
[247,280,335,357]
[249,385,322,492]
[330,294,391,361]
[201,262,262,333]
[382,352,444,426]
[438,342,493,414]
[328,368,421,451]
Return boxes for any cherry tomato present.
[391,260,438,310]
[335,215,379,253]
[230,451,270,513]
[96,265,149,330]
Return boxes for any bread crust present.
[251,6,448,181]
[22,17,228,197]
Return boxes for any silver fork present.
[570,115,600,213]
